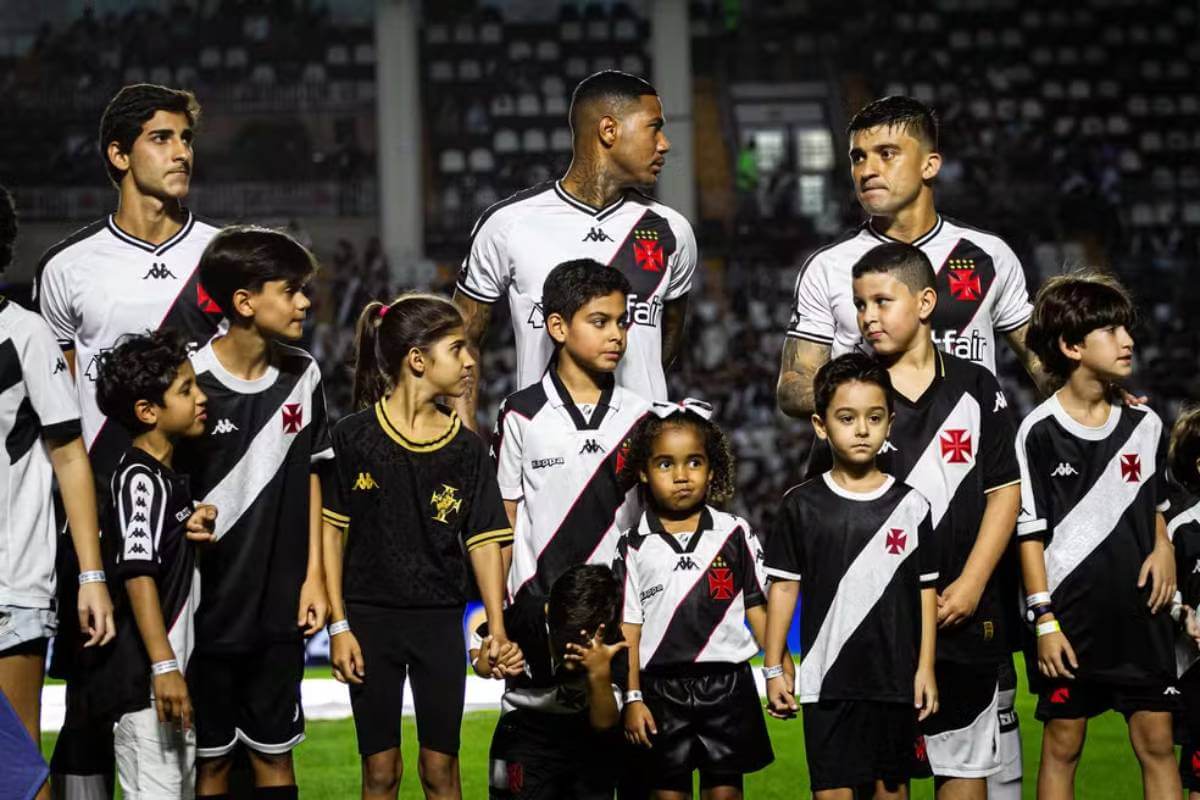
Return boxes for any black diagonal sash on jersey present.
[931,239,997,335]
[606,209,675,303]
[1045,411,1160,593]
[644,526,742,667]
[797,489,927,700]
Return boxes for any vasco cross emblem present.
[430,484,463,523]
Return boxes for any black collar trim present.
[107,211,196,256]
[866,214,943,247]
[547,361,615,430]
[646,507,715,554]
[554,180,628,221]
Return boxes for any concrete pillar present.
[650,0,696,223]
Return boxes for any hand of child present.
[914,667,939,722]
[765,674,797,720]
[331,630,365,685]
[77,581,116,647]
[297,578,329,636]
[152,669,193,731]
[782,651,797,695]
[624,700,657,749]
[185,504,218,543]
[494,639,525,678]
[1037,628,1078,680]
[936,574,983,629]
[563,624,628,676]
[1138,541,1176,613]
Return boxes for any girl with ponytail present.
[320,294,520,799]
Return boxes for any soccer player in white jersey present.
[0,186,113,800]
[454,70,697,426]
[1018,272,1180,800]
[776,96,1038,797]
[35,83,221,799]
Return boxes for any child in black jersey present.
[321,294,513,800]
[1018,272,1179,798]
[615,399,775,799]
[764,353,939,800]
[1170,407,1200,798]
[93,330,217,798]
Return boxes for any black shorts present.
[348,603,466,756]
[1035,677,1180,721]
[915,661,1002,779]
[802,700,917,791]
[635,662,772,785]
[189,641,306,758]
[1178,668,1200,790]
[488,709,622,799]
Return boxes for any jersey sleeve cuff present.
[114,561,159,581]
[765,566,802,581]
[994,313,1033,334]
[499,486,523,502]
[310,447,335,464]
[1158,499,1171,513]
[322,508,350,529]
[454,281,502,304]
[984,478,1021,494]
[465,527,514,551]
[41,419,82,443]
[56,339,75,352]
[1017,519,1047,537]
[920,571,940,587]
[743,591,766,609]
[785,329,834,345]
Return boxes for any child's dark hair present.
[848,95,939,152]
[542,259,631,328]
[851,242,936,294]
[547,564,623,655]
[198,225,317,323]
[1026,270,1136,381]
[99,84,200,186]
[619,408,736,506]
[352,294,465,410]
[95,329,192,434]
[812,352,895,419]
[0,185,16,275]
[1170,406,1200,495]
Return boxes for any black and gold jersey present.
[322,402,512,609]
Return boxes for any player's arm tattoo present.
[776,337,831,418]
[1003,322,1052,398]
[451,291,494,431]
[661,296,689,371]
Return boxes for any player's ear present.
[406,346,426,376]
[917,286,938,321]
[921,149,941,182]
[106,141,130,176]
[545,312,568,345]
[230,288,255,320]
[811,413,828,441]
[134,398,158,428]
[598,113,619,148]
[1057,335,1083,364]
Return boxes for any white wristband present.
[1036,619,1061,638]
[328,620,351,637]
[151,659,179,676]
[762,664,785,680]
[1025,591,1052,609]
[78,570,106,586]
[624,690,644,704]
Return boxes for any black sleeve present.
[763,496,804,581]
[1154,419,1171,514]
[111,464,167,581]
[739,526,766,608]
[917,504,939,588]
[309,369,334,466]
[979,371,1020,492]
[463,438,514,552]
[319,424,350,531]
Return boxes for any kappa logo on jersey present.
[197,283,222,314]
[674,555,699,571]
[1120,453,1142,483]
[53,358,67,374]
[885,528,907,555]
[640,584,664,603]
[1164,686,1181,696]
[281,403,304,433]
[579,438,605,455]
[527,301,545,329]
[1052,462,1078,477]
[931,329,986,363]
[940,429,973,464]
[879,440,898,454]
[1192,559,1200,575]
[947,259,982,301]
[142,261,177,280]
[352,472,378,491]
[211,418,238,435]
[994,391,1008,411]
[707,555,734,600]
[430,484,462,523]
[531,456,565,470]
[633,229,664,272]
[581,227,613,243]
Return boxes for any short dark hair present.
[0,185,16,275]
[620,409,737,506]
[95,329,192,434]
[812,352,894,419]
[547,564,623,656]
[569,70,657,132]
[848,96,939,151]
[99,84,201,186]
[541,259,631,326]
[198,225,317,323]
[1171,406,1200,495]
[851,242,936,294]
[1026,271,1136,380]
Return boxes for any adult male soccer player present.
[35,83,222,800]
[775,96,1039,797]
[453,70,697,426]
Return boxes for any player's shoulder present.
[894,480,933,516]
[628,191,694,231]
[708,506,750,535]
[940,216,1018,258]
[273,342,321,376]
[939,350,1001,393]
[331,404,377,440]
[469,181,557,239]
[0,296,50,339]
[501,380,551,422]
[1016,394,1061,441]
[112,447,165,487]
[799,225,869,270]
[780,475,826,509]
[35,217,110,280]
[1168,492,1200,540]
[614,385,652,416]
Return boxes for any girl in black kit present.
[320,295,515,800]
[1169,407,1200,798]
[615,399,776,800]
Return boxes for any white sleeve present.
[19,312,81,440]
[493,401,525,501]
[991,240,1034,333]
[620,539,643,625]
[786,253,836,344]
[664,217,698,301]
[36,258,78,351]
[1015,422,1049,537]
[455,213,511,304]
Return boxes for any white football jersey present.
[457,180,697,401]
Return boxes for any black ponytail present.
[351,294,464,410]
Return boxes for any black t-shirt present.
[321,402,512,609]
[765,474,936,704]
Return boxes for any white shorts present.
[114,706,196,799]
[922,662,1003,779]
[0,604,56,655]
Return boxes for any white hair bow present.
[648,397,714,421]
